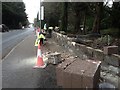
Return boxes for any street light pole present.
[40,0,41,29]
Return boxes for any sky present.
[23,0,40,23]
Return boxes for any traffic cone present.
[34,44,46,68]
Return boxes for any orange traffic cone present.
[34,44,46,68]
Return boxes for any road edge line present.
[2,34,34,61]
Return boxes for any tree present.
[33,18,37,27]
[70,2,88,34]
[92,2,103,34]
[0,2,2,24]
[43,2,120,37]
[43,2,61,28]
[60,2,68,32]
[37,12,39,22]
[111,2,120,29]
[2,2,28,29]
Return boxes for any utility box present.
[103,46,118,55]
[63,60,101,89]
[56,57,76,86]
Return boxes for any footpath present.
[2,32,74,88]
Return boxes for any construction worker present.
[41,29,46,36]
[48,26,53,38]
[34,31,46,46]
[44,23,47,32]
[38,32,46,45]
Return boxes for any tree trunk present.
[92,2,103,34]
[61,2,68,32]
[74,10,81,33]
[83,10,86,34]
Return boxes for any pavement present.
[2,31,73,88]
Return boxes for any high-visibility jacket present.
[35,38,39,46]
[34,33,45,46]
[38,33,45,39]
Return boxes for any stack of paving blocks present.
[103,46,118,55]
[45,52,61,65]
[56,59,101,89]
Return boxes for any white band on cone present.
[37,49,42,57]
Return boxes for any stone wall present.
[52,31,120,89]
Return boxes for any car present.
[0,24,9,32]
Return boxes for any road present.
[0,28,34,59]
[1,28,72,88]
[2,31,58,88]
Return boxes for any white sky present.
[23,0,40,23]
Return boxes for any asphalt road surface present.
[2,31,58,88]
[0,27,34,59]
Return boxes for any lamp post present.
[40,0,41,29]
[40,0,44,29]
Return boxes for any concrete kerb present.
[2,34,34,61]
